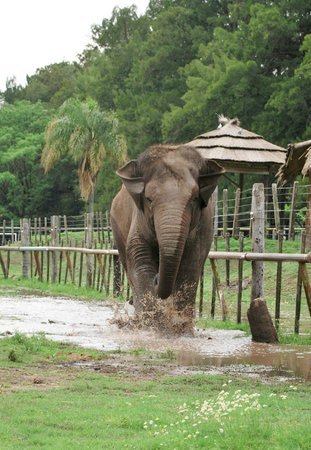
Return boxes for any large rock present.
[247,298,278,343]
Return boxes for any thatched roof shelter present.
[277,139,311,185]
[187,117,287,175]
[277,139,311,250]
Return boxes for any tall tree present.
[0,101,53,218]
[41,98,127,213]
[116,5,199,155]
[22,62,80,108]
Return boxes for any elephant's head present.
[116,145,224,299]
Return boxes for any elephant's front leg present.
[174,240,207,315]
[126,235,158,312]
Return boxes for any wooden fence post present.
[222,188,228,237]
[51,215,60,283]
[21,218,30,278]
[10,219,14,243]
[237,232,244,323]
[232,188,241,238]
[86,212,94,288]
[275,230,283,328]
[272,183,281,233]
[212,187,218,237]
[288,181,298,240]
[295,231,306,333]
[2,220,6,245]
[251,183,265,301]
[210,259,228,321]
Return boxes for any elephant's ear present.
[199,160,225,206]
[116,160,144,209]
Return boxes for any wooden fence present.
[1,182,311,334]
[0,181,308,246]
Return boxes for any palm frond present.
[42,98,127,202]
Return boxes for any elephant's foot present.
[131,291,195,336]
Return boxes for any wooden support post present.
[275,230,283,329]
[11,219,14,243]
[225,233,230,287]
[199,265,204,317]
[2,219,6,245]
[300,263,311,317]
[64,215,69,244]
[222,189,228,238]
[51,215,60,283]
[58,241,63,283]
[38,217,42,245]
[85,213,94,288]
[106,211,111,243]
[21,218,30,278]
[211,236,218,318]
[251,183,265,302]
[288,181,298,240]
[237,232,244,323]
[210,259,228,321]
[100,212,104,244]
[272,183,281,234]
[34,217,38,245]
[0,252,8,278]
[33,251,42,281]
[79,246,84,287]
[212,187,218,236]
[295,232,306,334]
[232,188,241,238]
[306,170,311,251]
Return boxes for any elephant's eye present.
[191,195,199,205]
[145,196,152,205]
[191,195,204,209]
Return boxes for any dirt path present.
[0,295,310,382]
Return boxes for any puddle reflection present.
[176,344,311,381]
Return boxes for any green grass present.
[0,277,111,302]
[0,334,310,449]
[0,333,105,367]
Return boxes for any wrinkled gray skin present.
[110,145,224,313]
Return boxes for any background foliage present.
[0,0,310,218]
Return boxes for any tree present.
[41,98,127,213]
[1,77,24,104]
[78,6,150,112]
[255,33,311,146]
[116,5,199,155]
[22,62,80,108]
[0,101,53,218]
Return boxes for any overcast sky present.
[0,0,149,91]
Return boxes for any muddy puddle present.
[0,295,310,382]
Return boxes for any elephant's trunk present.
[153,205,190,299]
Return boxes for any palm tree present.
[41,98,127,213]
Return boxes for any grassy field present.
[0,333,310,449]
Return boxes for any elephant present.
[110,144,224,329]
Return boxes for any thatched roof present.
[277,140,311,185]
[187,116,287,174]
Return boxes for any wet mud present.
[0,295,310,382]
